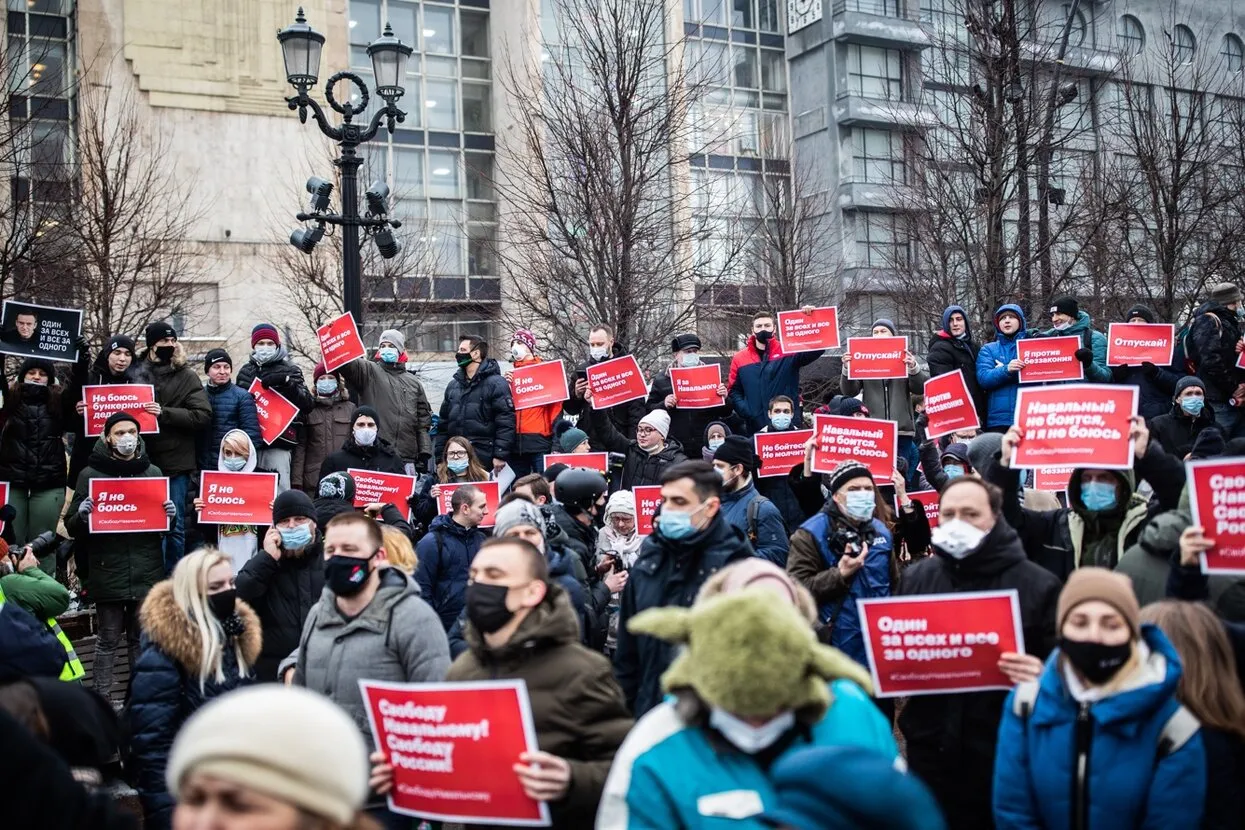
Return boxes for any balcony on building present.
[834,95,937,129]
[837,180,915,210]
[831,0,931,49]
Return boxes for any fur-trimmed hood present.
[134,340,190,373]
[139,580,262,673]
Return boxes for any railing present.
[833,0,920,21]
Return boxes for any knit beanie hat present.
[1050,295,1080,318]
[605,489,636,519]
[312,360,330,381]
[1124,305,1156,324]
[555,419,590,453]
[352,405,381,427]
[1175,375,1205,397]
[872,318,897,336]
[543,463,570,483]
[839,397,868,417]
[638,409,671,438]
[492,499,545,541]
[825,460,872,496]
[714,435,757,470]
[204,348,231,372]
[318,471,356,503]
[1211,282,1243,306]
[166,686,368,825]
[18,356,55,383]
[144,321,177,349]
[1189,426,1226,460]
[1056,567,1141,637]
[272,489,316,525]
[379,328,405,352]
[967,432,1004,477]
[512,328,537,353]
[104,334,135,356]
[250,323,280,348]
[103,411,141,436]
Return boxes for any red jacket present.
[513,356,564,440]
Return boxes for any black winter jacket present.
[1111,363,1185,422]
[562,344,647,452]
[131,346,212,477]
[1190,301,1245,403]
[435,358,515,466]
[580,404,688,491]
[234,537,325,681]
[926,332,986,422]
[0,382,70,490]
[896,519,1061,829]
[319,434,407,479]
[235,348,314,449]
[644,368,733,459]
[65,351,133,485]
[126,582,259,829]
[198,382,263,471]
[1150,401,1216,459]
[613,513,754,715]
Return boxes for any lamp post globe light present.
[277,7,412,323]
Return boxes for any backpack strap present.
[1157,704,1200,757]
[746,495,770,544]
[1012,680,1040,718]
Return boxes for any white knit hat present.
[166,686,368,824]
[605,489,637,518]
[639,409,671,438]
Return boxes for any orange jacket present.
[513,356,564,438]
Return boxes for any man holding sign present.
[1037,296,1111,382]
[66,412,173,701]
[894,477,1061,830]
[645,333,731,458]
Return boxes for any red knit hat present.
[251,322,281,348]
[313,360,329,380]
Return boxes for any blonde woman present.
[126,548,261,830]
[380,525,417,574]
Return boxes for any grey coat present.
[840,367,928,435]
[337,358,433,463]
[286,567,451,748]
[1116,509,1236,607]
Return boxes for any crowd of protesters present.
[3,292,1245,830]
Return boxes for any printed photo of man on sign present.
[0,299,82,361]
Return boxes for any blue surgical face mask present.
[770,413,792,430]
[943,464,965,479]
[708,438,724,452]
[658,503,706,540]
[378,347,400,364]
[316,377,339,396]
[1180,396,1205,416]
[278,524,314,550]
[843,490,876,522]
[447,458,469,474]
[1080,480,1118,512]
[680,353,700,367]
[222,456,247,472]
[253,346,278,363]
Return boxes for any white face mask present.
[113,434,139,456]
[680,353,700,367]
[1052,321,1071,331]
[511,344,529,361]
[708,708,796,754]
[931,518,989,560]
[253,346,279,363]
[589,345,609,361]
[354,427,378,447]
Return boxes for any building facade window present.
[1222,33,1244,72]
[851,128,906,183]
[1117,15,1144,56]
[847,44,903,100]
[853,212,909,266]
[1172,24,1196,64]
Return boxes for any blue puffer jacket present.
[798,509,892,667]
[727,336,821,435]
[719,480,790,565]
[1036,310,1112,384]
[126,582,259,830]
[993,625,1205,830]
[414,513,486,631]
[976,304,1029,429]
[596,680,900,829]
[198,381,263,471]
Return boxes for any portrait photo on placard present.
[0,300,82,361]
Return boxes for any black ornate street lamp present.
[277,7,412,323]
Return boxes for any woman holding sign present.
[993,569,1206,829]
[0,357,70,560]
[127,548,260,829]
[191,430,260,574]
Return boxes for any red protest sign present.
[754,429,814,478]
[359,679,550,826]
[436,480,501,528]
[777,306,840,352]
[317,312,367,373]
[511,359,569,411]
[198,472,277,525]
[670,364,723,409]
[247,379,300,446]
[810,414,897,479]
[1106,323,1175,367]
[83,385,159,436]
[1018,336,1084,383]
[923,371,980,439]
[1237,349,1245,371]
[635,485,663,536]
[88,477,169,534]
[587,354,648,409]
[846,336,908,381]
[1033,466,1075,493]
[1187,458,1245,574]
[902,491,941,529]
[0,481,8,536]
[1010,384,1137,470]
[859,590,1025,698]
[541,452,609,473]
[350,468,418,521]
